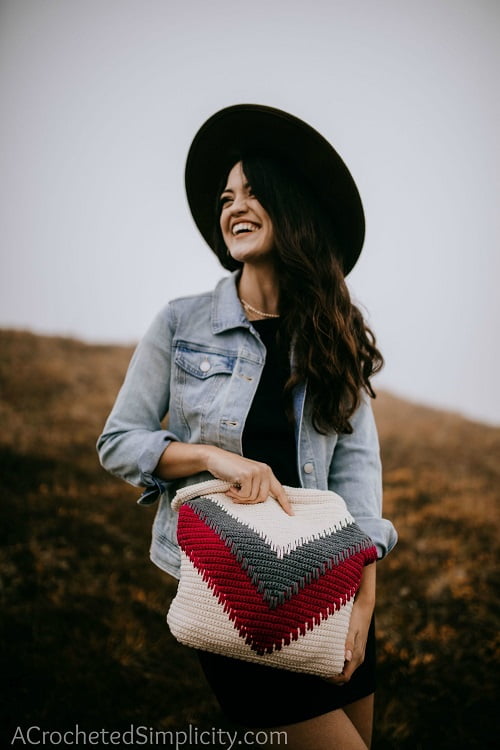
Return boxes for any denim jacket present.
[97,272,397,578]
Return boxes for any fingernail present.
[345,649,353,662]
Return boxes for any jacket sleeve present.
[96,303,181,502]
[327,393,397,559]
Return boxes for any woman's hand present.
[206,446,293,516]
[155,441,292,515]
[328,562,376,685]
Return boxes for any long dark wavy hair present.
[213,155,383,434]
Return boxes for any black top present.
[241,318,300,487]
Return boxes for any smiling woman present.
[97,104,397,750]
[219,163,275,270]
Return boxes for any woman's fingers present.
[232,478,293,516]
[228,468,260,501]
[224,466,292,514]
[327,629,366,684]
[327,673,348,685]
[228,473,269,504]
[270,479,294,516]
[255,476,271,504]
[206,448,291,513]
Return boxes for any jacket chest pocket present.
[173,344,237,437]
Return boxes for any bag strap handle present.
[171,478,344,512]
[171,478,233,511]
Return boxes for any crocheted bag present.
[167,479,377,678]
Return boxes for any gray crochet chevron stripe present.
[185,498,374,609]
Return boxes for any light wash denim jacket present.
[97,272,397,578]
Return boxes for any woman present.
[97,104,397,749]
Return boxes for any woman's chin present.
[228,246,275,266]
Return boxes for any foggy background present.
[1,0,498,425]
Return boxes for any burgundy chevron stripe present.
[178,503,377,654]
[187,497,375,608]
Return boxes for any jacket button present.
[303,462,314,474]
[200,360,211,372]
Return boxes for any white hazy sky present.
[1,0,499,425]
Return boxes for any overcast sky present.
[1,0,499,425]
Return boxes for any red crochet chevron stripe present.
[177,502,376,654]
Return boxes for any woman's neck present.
[238,264,279,318]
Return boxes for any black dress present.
[197,318,376,728]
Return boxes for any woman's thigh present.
[269,694,374,750]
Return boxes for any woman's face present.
[219,162,274,265]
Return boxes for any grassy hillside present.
[0,329,498,748]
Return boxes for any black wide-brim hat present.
[185,104,365,275]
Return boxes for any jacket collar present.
[211,271,251,334]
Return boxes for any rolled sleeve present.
[138,431,177,480]
[96,303,181,502]
[328,393,398,559]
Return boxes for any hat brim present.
[185,104,365,275]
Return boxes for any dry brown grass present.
[0,329,498,748]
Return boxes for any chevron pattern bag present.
[167,479,377,678]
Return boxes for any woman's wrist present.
[353,592,376,613]
[354,561,376,608]
[155,441,220,480]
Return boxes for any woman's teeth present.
[232,222,258,235]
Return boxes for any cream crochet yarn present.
[167,479,377,678]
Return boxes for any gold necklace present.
[240,298,280,319]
